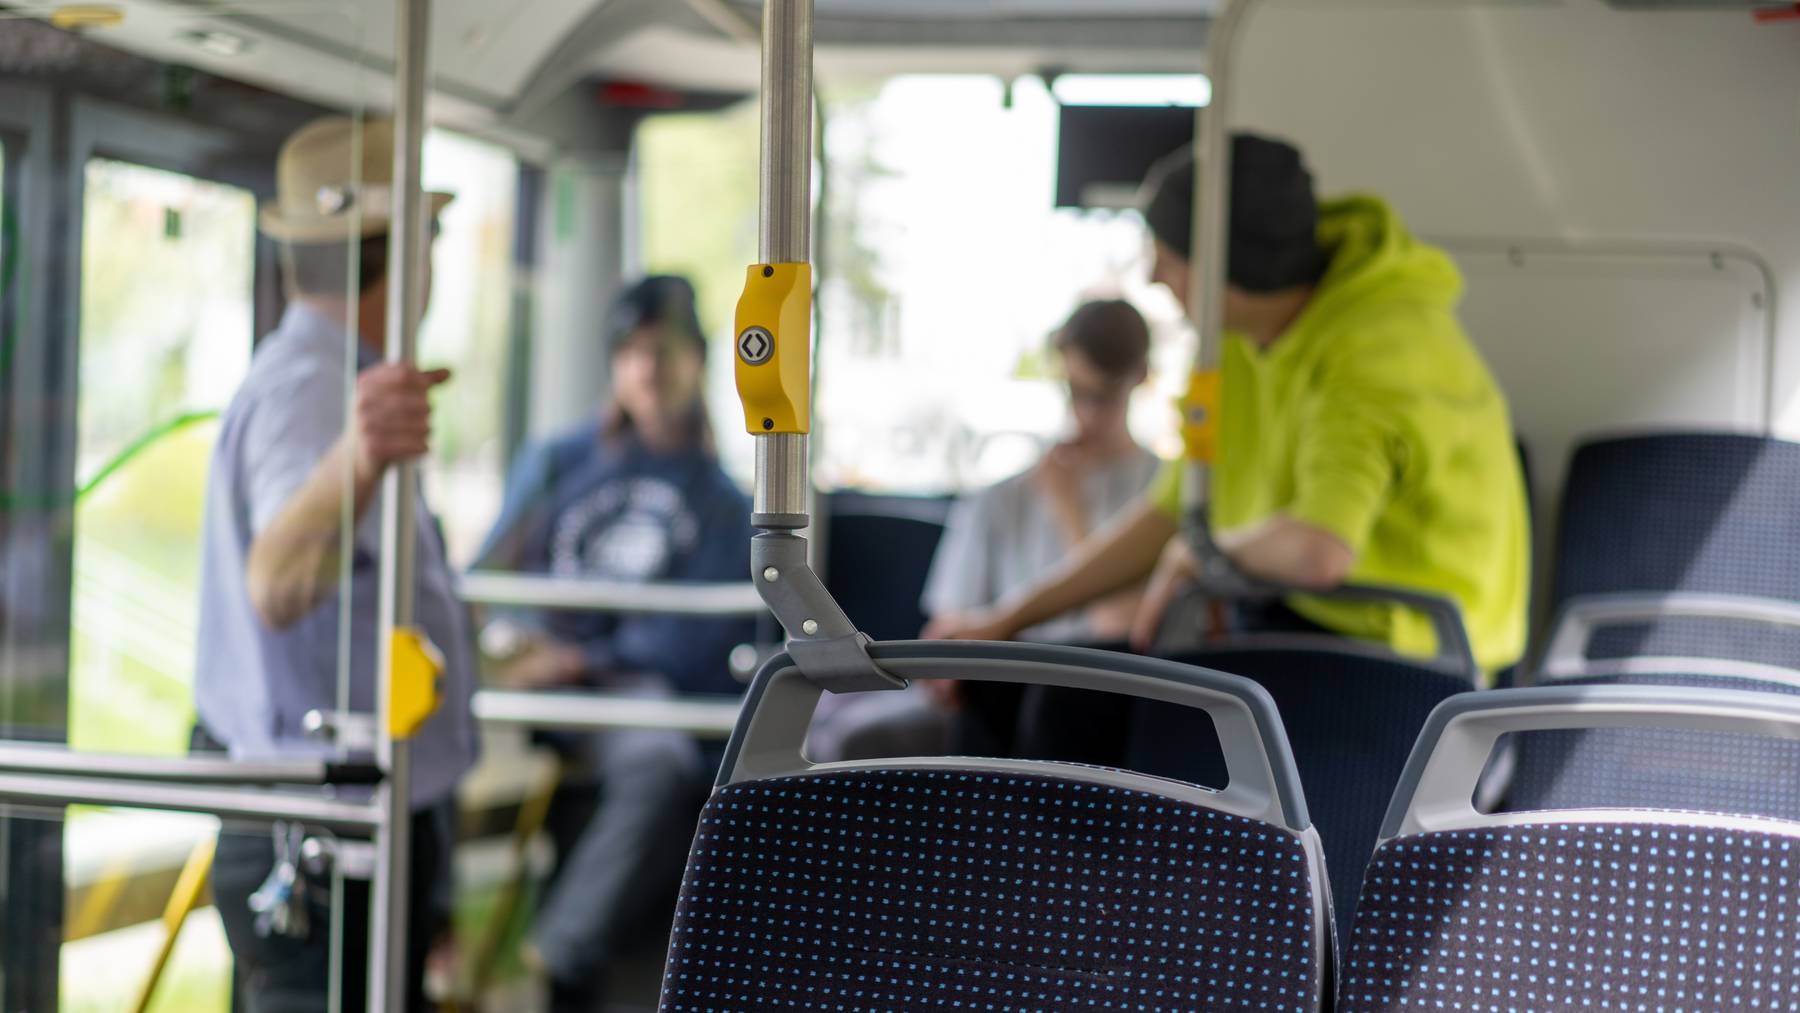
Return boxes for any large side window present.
[59,157,255,1013]
[420,129,518,566]
[636,76,1190,495]
[71,159,254,756]
[635,100,762,487]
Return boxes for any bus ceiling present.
[26,0,1214,159]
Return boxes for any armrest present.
[1385,684,1800,837]
[1542,592,1800,677]
[1168,580,1479,682]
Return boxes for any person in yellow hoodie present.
[927,134,1529,680]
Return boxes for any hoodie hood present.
[1295,195,1464,342]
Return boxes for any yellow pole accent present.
[466,757,564,1000]
[733,263,813,434]
[66,850,136,942]
[129,835,216,1013]
[48,5,124,29]
[388,626,444,739]
[1180,368,1225,465]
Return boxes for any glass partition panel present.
[71,160,253,757]
[0,4,384,1008]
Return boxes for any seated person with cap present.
[474,275,753,1011]
[931,134,1530,685]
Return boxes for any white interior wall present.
[1231,0,1800,514]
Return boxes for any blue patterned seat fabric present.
[660,767,1322,1012]
[1341,820,1800,1012]
[1138,647,1469,956]
[1554,433,1800,668]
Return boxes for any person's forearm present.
[994,499,1177,636]
[247,437,382,629]
[1217,514,1355,590]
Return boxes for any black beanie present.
[605,274,708,360]
[1141,133,1328,293]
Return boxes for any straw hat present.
[259,116,453,243]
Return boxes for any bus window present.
[70,159,254,757]
[636,100,762,488]
[637,75,1192,496]
[420,130,518,567]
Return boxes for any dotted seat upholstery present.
[1508,672,1800,821]
[659,767,1325,1012]
[1554,433,1800,668]
[1137,648,1470,954]
[1340,820,1800,1012]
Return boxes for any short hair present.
[281,232,391,298]
[1052,299,1151,379]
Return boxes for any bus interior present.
[2,0,1799,1009]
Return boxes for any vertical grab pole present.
[750,0,814,529]
[1181,0,1253,515]
[372,0,431,1008]
[734,0,897,689]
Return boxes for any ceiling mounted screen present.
[1056,104,1194,209]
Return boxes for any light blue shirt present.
[195,302,477,806]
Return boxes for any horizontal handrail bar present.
[459,571,768,617]
[0,743,380,785]
[0,773,382,833]
[473,689,741,738]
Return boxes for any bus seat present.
[1550,432,1800,668]
[1342,685,1800,1012]
[820,490,950,642]
[1133,646,1469,962]
[1504,667,1800,822]
[660,643,1331,1012]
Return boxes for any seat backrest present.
[1507,666,1800,820]
[820,490,950,641]
[1342,685,1800,1012]
[1552,432,1800,664]
[660,642,1330,1012]
[1135,646,1470,961]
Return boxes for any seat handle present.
[1315,583,1478,681]
[719,640,1313,833]
[1171,581,1479,682]
[1542,592,1800,677]
[1383,684,1800,839]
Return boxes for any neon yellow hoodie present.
[1151,194,1530,675]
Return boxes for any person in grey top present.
[810,301,1159,763]
[922,299,1161,644]
[194,116,475,1012]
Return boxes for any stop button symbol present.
[738,327,774,365]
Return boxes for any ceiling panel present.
[749,0,1216,18]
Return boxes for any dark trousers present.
[211,805,450,1013]
[530,722,712,999]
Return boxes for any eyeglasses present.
[1066,377,1134,408]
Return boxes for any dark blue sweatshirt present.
[476,425,754,697]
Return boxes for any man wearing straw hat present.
[195,115,476,1011]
